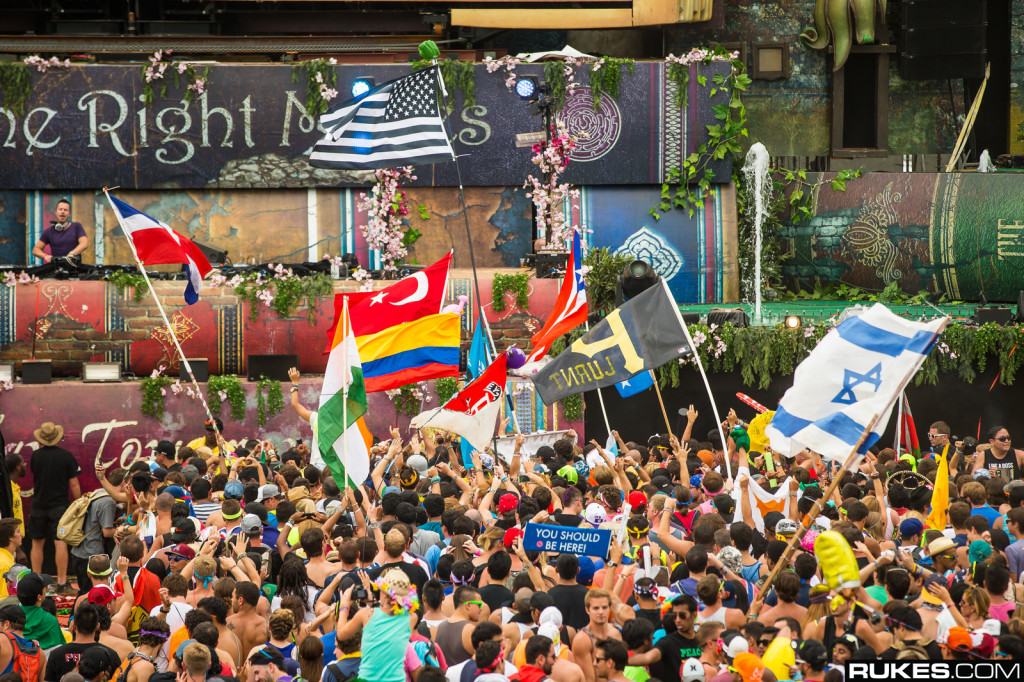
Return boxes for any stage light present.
[0,363,12,383]
[516,77,538,99]
[785,315,802,329]
[351,78,374,99]
[82,362,122,383]
[616,260,661,306]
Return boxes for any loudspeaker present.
[707,308,750,328]
[1018,290,1024,322]
[247,354,298,381]
[180,359,209,382]
[22,360,52,384]
[899,1,986,80]
[191,239,228,265]
[680,312,700,326]
[976,306,1014,325]
[535,253,568,279]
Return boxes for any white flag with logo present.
[765,304,947,462]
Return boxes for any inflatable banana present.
[763,637,796,682]
[814,530,861,590]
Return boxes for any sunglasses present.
[997,436,1012,442]
[594,656,609,663]
[758,639,772,647]
[927,434,943,439]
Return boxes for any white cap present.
[681,658,705,682]
[407,454,429,475]
[585,502,607,526]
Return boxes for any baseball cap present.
[797,639,828,669]
[163,485,191,502]
[922,573,947,605]
[556,465,578,485]
[627,490,648,512]
[719,630,749,661]
[585,503,607,526]
[969,539,993,563]
[899,518,924,538]
[974,468,992,480]
[256,484,283,502]
[180,465,200,483]
[224,480,244,500]
[382,485,401,498]
[529,591,554,612]
[498,494,519,514]
[775,519,798,537]
[154,440,175,458]
[168,544,196,561]
[88,584,122,606]
[240,514,262,537]
[942,626,974,652]
[324,499,343,518]
[729,652,765,682]
[689,474,704,488]
[0,605,25,626]
[151,467,168,482]
[763,511,785,532]
[406,454,429,476]
[681,658,705,682]
[577,556,596,586]
[717,547,743,575]
[503,528,524,549]
[16,572,52,602]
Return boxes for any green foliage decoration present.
[291,59,338,119]
[232,271,334,323]
[589,57,635,112]
[0,62,31,117]
[560,393,584,422]
[491,273,529,313]
[434,376,459,406]
[106,271,149,303]
[140,375,174,419]
[256,376,284,427]
[544,61,571,113]
[582,248,634,316]
[208,374,246,421]
[411,57,475,112]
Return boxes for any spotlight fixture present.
[515,76,538,99]
[351,77,374,99]
[0,363,12,383]
[784,315,802,329]
[615,260,661,306]
[82,362,122,383]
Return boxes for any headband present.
[809,592,830,605]
[633,582,658,598]
[223,509,242,520]
[88,567,112,577]
[627,523,650,537]
[140,629,170,640]
[197,574,215,588]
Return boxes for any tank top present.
[358,609,411,682]
[435,619,472,665]
[695,607,727,626]
[984,449,1022,485]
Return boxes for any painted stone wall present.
[779,171,1024,303]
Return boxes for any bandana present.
[633,582,659,598]
[141,629,169,640]
[627,522,650,537]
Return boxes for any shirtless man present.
[756,571,807,626]
[299,527,334,588]
[197,596,242,670]
[226,581,269,662]
[571,588,622,682]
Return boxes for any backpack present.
[6,633,43,682]
[56,490,109,547]
[326,662,357,682]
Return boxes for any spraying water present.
[742,142,772,323]
[979,149,995,173]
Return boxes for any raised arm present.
[681,404,698,443]
[288,368,313,423]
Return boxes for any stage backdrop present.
[0,62,732,189]
[780,172,1024,303]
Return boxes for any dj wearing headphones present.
[32,198,88,264]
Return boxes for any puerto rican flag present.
[527,229,587,363]
[106,193,212,305]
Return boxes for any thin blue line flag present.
[764,304,947,462]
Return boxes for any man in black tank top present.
[972,427,1024,486]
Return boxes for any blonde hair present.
[477,525,505,552]
[194,556,217,581]
[194,446,214,460]
[801,585,831,632]
[182,642,211,677]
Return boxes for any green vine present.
[589,57,635,112]
[411,57,475,112]
[255,376,284,427]
[232,271,334,322]
[0,62,31,117]
[208,374,246,421]
[582,248,634,316]
[491,272,529,313]
[544,61,571,113]
[434,376,459,405]
[654,47,752,218]
[106,271,148,303]
[291,59,338,119]
[140,375,174,419]
[560,393,584,421]
[388,383,426,417]
[667,62,690,110]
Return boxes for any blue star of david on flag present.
[764,304,948,461]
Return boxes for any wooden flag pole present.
[583,320,614,439]
[653,379,674,440]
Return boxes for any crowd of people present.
[3,404,1024,682]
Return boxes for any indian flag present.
[317,299,369,489]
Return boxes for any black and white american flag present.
[308,67,456,171]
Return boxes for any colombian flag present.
[357,312,461,392]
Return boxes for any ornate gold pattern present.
[841,181,903,284]
[150,312,200,370]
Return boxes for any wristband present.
[431,476,441,483]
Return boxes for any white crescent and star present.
[389,272,429,306]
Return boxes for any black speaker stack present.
[899,0,987,80]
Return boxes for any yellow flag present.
[926,445,950,530]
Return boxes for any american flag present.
[527,229,588,363]
[308,66,456,171]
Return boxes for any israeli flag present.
[615,370,655,398]
[765,304,947,462]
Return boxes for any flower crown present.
[374,577,420,615]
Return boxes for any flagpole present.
[342,296,350,489]
[103,189,224,445]
[583,320,613,439]
[661,280,731,480]
[652,380,675,440]
[895,391,904,454]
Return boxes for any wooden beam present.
[451,7,634,28]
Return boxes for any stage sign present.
[523,522,612,557]
[0,63,732,189]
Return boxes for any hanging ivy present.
[140,375,174,419]
[411,57,475,112]
[589,57,635,112]
[543,61,571,112]
[105,271,148,303]
[0,62,31,117]
[291,58,339,119]
[208,374,246,421]
[221,269,334,322]
[491,273,529,313]
[434,376,459,406]
[256,376,284,426]
[560,393,584,422]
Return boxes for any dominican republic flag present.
[410,352,508,456]
[106,193,212,305]
[765,304,947,462]
[309,66,455,171]
[527,229,587,363]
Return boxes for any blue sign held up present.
[523,522,612,558]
